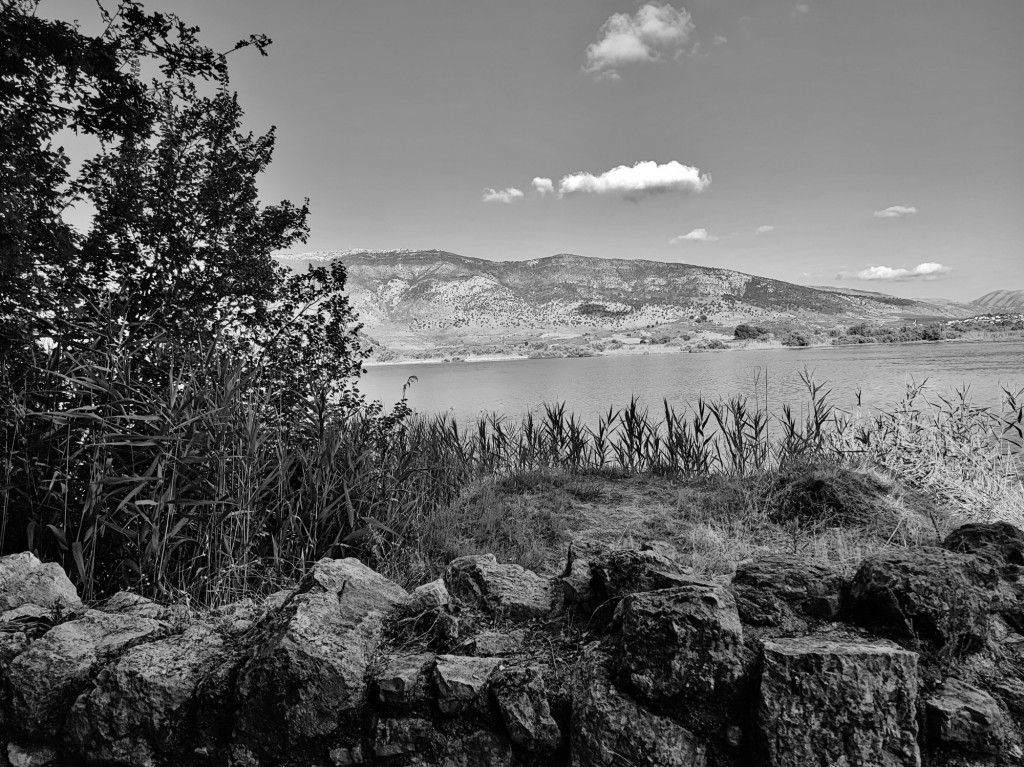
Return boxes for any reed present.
[3,316,1021,605]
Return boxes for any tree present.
[0,0,363,405]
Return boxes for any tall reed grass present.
[3,316,1021,606]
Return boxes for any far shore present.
[362,330,1024,368]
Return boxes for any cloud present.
[873,205,918,219]
[838,262,952,282]
[670,228,718,243]
[793,4,810,16]
[557,160,710,201]
[584,2,695,79]
[532,177,555,196]
[713,35,727,45]
[482,187,524,204]
[755,225,775,234]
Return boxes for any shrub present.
[734,323,767,340]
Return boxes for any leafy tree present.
[0,0,363,406]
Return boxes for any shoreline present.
[362,331,1024,368]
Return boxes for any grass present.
[2,319,1022,606]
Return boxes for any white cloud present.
[584,3,695,79]
[482,187,524,204]
[755,225,775,234]
[838,262,952,282]
[557,160,710,201]
[793,4,810,16]
[713,35,727,45]
[873,205,918,219]
[532,177,555,196]
[670,228,718,243]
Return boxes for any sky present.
[44,0,1024,302]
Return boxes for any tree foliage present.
[0,0,364,404]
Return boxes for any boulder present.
[758,636,920,767]
[490,666,561,752]
[6,743,58,767]
[848,547,994,655]
[570,652,706,767]
[5,610,167,739]
[591,548,695,603]
[945,522,1024,633]
[731,554,845,628]
[444,555,551,620]
[410,578,451,612]
[0,552,81,613]
[943,522,1024,570]
[925,677,1010,756]
[232,557,410,761]
[64,624,232,765]
[372,652,435,714]
[372,719,513,766]
[433,654,501,718]
[97,591,175,621]
[614,581,744,708]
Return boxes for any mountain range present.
[274,250,1017,359]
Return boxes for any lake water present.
[359,340,1024,425]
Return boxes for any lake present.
[358,340,1024,425]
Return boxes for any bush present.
[734,323,767,340]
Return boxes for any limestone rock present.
[591,548,696,602]
[410,579,450,612]
[433,654,501,717]
[490,666,561,752]
[925,677,1009,756]
[943,522,1024,569]
[731,554,845,628]
[758,636,920,767]
[64,624,232,765]
[444,554,551,620]
[0,552,81,613]
[232,557,410,761]
[373,652,435,714]
[373,716,436,759]
[97,591,176,621]
[570,652,706,767]
[848,547,994,655]
[473,629,525,656]
[5,610,167,738]
[372,719,512,767]
[614,581,744,707]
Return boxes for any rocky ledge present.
[5,523,1024,766]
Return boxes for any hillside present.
[973,290,1024,311]
[275,250,978,360]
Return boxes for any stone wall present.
[4,522,1024,766]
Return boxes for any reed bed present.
[3,324,1022,606]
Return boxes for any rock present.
[373,716,436,759]
[232,557,410,761]
[943,522,1024,569]
[97,591,174,621]
[0,552,82,613]
[433,654,501,717]
[410,579,450,612]
[473,629,525,656]
[925,677,1010,756]
[372,719,513,767]
[491,666,561,752]
[6,743,58,767]
[570,652,707,766]
[848,547,994,655]
[5,610,167,738]
[614,581,744,708]
[444,554,551,620]
[560,556,593,606]
[945,522,1024,633]
[731,554,845,627]
[329,744,365,766]
[591,548,696,603]
[64,624,232,765]
[758,636,920,767]
[373,652,435,714]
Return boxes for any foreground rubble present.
[4,522,1024,766]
